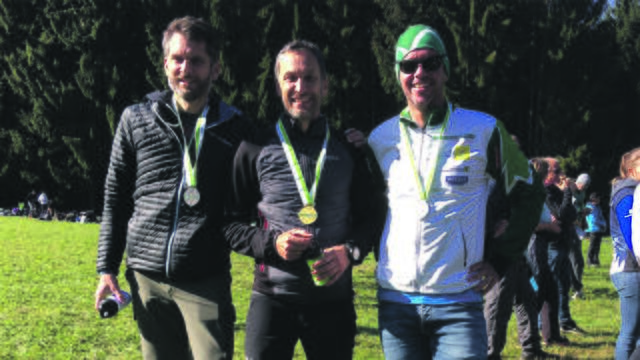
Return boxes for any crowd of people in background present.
[1,190,50,219]
[0,189,99,223]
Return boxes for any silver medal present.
[183,187,200,207]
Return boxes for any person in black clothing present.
[94,16,256,360]
[484,154,555,359]
[543,157,585,335]
[224,40,385,360]
[25,190,37,217]
[527,158,569,347]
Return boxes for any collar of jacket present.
[280,113,328,139]
[148,90,225,127]
[610,178,640,206]
[399,104,448,129]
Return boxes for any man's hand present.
[492,219,508,238]
[310,244,351,286]
[344,128,366,148]
[557,176,574,191]
[466,261,499,294]
[94,273,123,310]
[276,228,313,261]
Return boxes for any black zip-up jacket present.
[542,184,577,251]
[224,115,386,304]
[96,90,255,281]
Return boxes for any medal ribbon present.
[276,118,330,208]
[399,102,451,201]
[173,97,209,188]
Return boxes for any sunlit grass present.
[1,217,617,359]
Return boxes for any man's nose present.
[414,63,428,77]
[180,60,192,75]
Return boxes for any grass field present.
[0,216,618,359]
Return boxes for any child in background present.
[585,192,607,266]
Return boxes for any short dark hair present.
[162,16,219,64]
[589,192,600,201]
[274,40,327,80]
[530,157,549,179]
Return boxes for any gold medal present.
[298,205,318,225]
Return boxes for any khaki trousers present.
[127,270,235,360]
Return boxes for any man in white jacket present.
[368,24,545,359]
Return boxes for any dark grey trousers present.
[484,256,542,358]
[567,228,585,292]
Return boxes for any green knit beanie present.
[395,24,449,79]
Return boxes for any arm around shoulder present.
[223,140,279,261]
[346,143,388,264]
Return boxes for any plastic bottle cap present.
[99,299,119,318]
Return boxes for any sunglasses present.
[398,56,445,74]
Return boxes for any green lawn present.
[0,217,618,359]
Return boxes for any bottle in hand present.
[306,241,328,286]
[98,291,131,319]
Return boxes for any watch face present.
[352,246,361,261]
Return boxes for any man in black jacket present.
[224,40,385,359]
[94,16,254,359]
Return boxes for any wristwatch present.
[345,243,361,264]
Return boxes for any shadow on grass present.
[568,340,616,349]
[356,326,379,336]
[357,302,379,310]
[590,286,618,299]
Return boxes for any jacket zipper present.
[152,102,184,279]
[153,99,233,278]
[415,126,426,285]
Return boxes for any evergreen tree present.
[0,0,154,210]
[603,0,640,182]
[0,0,635,211]
[209,0,388,133]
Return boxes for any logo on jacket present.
[446,175,469,185]
[453,144,471,161]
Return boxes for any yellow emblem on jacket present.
[453,145,470,161]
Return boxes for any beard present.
[168,75,212,103]
[283,96,321,123]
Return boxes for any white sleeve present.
[632,185,640,263]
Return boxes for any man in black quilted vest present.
[94,16,255,360]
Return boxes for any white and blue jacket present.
[368,105,544,302]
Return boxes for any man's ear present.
[211,61,221,82]
[321,75,329,98]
